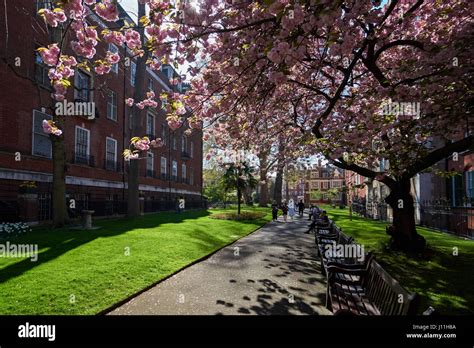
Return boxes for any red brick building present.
[305,165,345,204]
[0,1,204,223]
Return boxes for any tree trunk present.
[237,187,241,215]
[274,166,283,205]
[243,186,252,205]
[258,152,269,207]
[385,179,426,253]
[51,134,68,227]
[127,1,148,218]
[51,27,67,228]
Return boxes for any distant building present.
[305,165,344,204]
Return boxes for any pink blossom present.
[126,98,134,107]
[38,44,60,66]
[94,63,111,75]
[103,30,125,46]
[125,29,141,49]
[95,0,120,22]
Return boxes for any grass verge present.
[0,207,271,315]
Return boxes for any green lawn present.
[0,207,271,315]
[323,205,474,315]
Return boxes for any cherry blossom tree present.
[36,0,473,252]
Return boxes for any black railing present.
[181,151,190,159]
[160,173,169,180]
[171,175,178,182]
[104,159,118,171]
[72,152,94,167]
[352,199,474,239]
[146,169,156,178]
[181,177,189,184]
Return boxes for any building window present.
[146,112,154,137]
[105,137,117,171]
[75,126,90,165]
[74,69,91,102]
[148,77,154,92]
[32,110,52,158]
[108,44,119,74]
[34,50,51,88]
[181,135,186,153]
[182,163,186,183]
[146,152,154,177]
[466,171,474,205]
[36,0,53,12]
[190,167,194,185]
[172,160,178,181]
[130,61,136,86]
[172,133,177,150]
[190,141,194,158]
[107,89,117,121]
[160,156,167,179]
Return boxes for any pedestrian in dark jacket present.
[281,202,289,222]
[271,201,278,221]
[297,200,305,217]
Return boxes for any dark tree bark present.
[237,186,241,215]
[258,152,269,207]
[51,26,68,227]
[51,133,68,227]
[273,166,283,205]
[127,1,148,218]
[384,179,426,252]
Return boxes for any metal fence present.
[351,199,474,239]
[0,198,208,223]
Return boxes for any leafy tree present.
[221,162,257,215]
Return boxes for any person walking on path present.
[281,201,289,222]
[271,201,279,221]
[288,199,296,220]
[297,200,305,217]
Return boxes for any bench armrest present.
[326,260,368,269]
[327,265,368,275]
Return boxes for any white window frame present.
[107,89,117,121]
[182,163,186,179]
[75,126,90,157]
[32,109,52,158]
[172,133,177,150]
[181,135,186,152]
[172,160,178,178]
[147,152,154,172]
[161,156,167,175]
[108,43,119,74]
[105,137,117,165]
[148,77,154,92]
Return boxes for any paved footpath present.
[108,214,331,315]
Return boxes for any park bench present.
[325,255,419,315]
[315,222,356,276]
